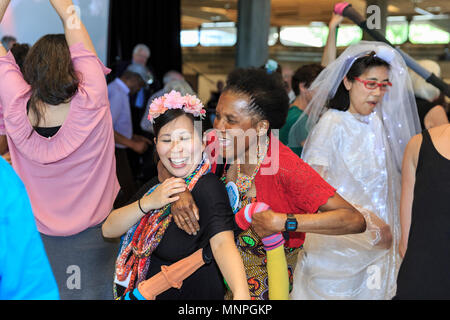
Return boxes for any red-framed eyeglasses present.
[354,77,392,91]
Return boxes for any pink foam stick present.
[334,2,350,15]
[235,202,285,251]
[235,202,270,230]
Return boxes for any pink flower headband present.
[148,90,206,123]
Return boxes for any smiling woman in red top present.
[164,67,366,300]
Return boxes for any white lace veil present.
[288,41,421,171]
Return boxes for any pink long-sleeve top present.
[0,42,120,236]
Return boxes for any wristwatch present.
[285,213,298,232]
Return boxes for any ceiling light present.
[414,7,434,16]
[387,5,400,13]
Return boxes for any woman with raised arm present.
[0,0,119,299]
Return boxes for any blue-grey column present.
[236,0,271,68]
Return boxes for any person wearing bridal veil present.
[289,41,421,300]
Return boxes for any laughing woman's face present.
[156,115,205,178]
[213,91,262,162]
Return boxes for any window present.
[199,22,237,47]
[336,25,363,47]
[181,29,199,47]
[409,19,450,44]
[280,25,328,47]
[279,24,362,47]
[386,17,408,45]
[181,25,283,47]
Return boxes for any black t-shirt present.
[125,172,234,300]
[34,126,61,138]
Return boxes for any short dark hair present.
[121,70,145,86]
[10,43,30,73]
[291,63,324,96]
[328,52,391,111]
[224,67,289,130]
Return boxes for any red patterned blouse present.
[210,133,336,248]
[254,135,336,248]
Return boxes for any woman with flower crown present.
[289,41,421,300]
[102,90,250,300]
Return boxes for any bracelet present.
[138,198,149,215]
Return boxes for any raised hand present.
[329,12,344,29]
[49,0,96,54]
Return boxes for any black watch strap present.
[285,213,298,232]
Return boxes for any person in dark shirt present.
[396,124,450,299]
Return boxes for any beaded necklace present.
[235,138,270,196]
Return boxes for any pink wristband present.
[261,233,285,251]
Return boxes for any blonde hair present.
[410,60,441,102]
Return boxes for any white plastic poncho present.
[290,41,421,300]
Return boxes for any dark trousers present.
[114,148,137,208]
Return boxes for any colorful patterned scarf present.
[114,156,210,298]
